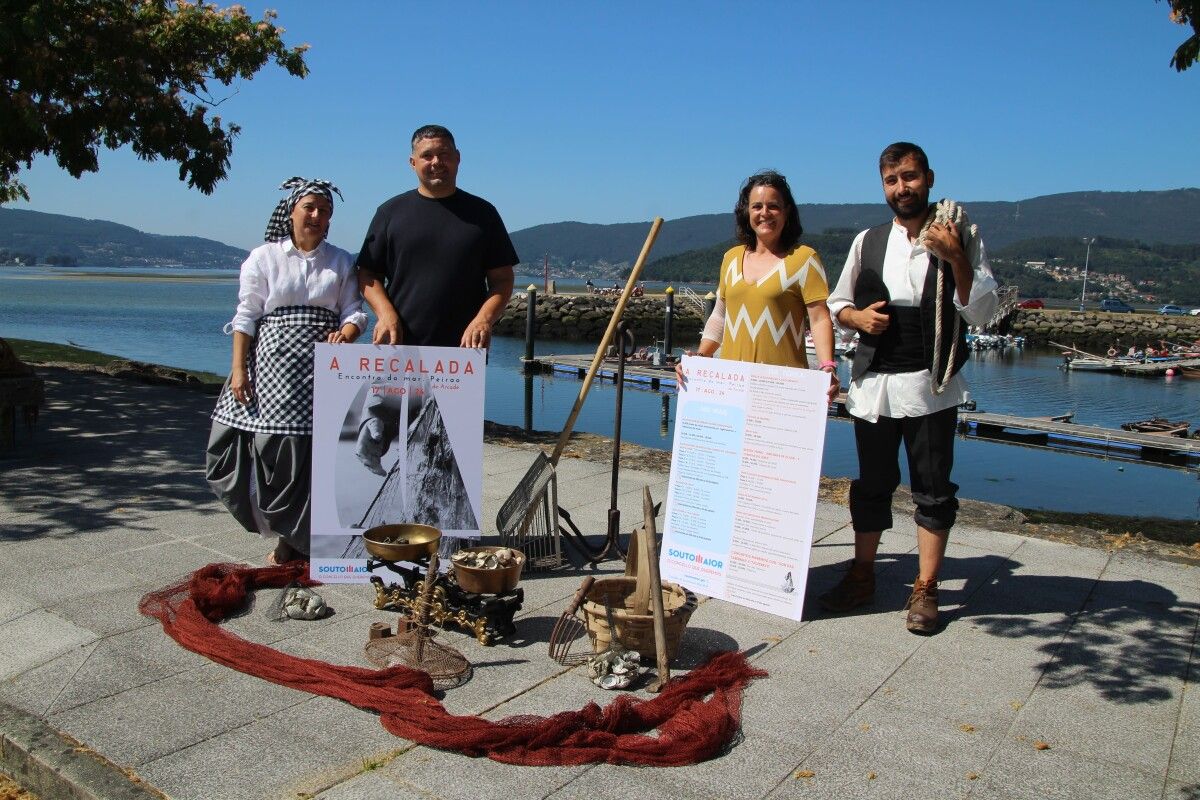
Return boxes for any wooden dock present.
[1115,357,1200,376]
[527,353,678,390]
[957,411,1200,466]
[528,354,1199,468]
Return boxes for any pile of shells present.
[451,547,522,570]
[587,648,641,690]
[281,586,330,620]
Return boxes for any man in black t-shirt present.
[353,125,517,474]
[356,124,517,349]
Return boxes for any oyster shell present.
[282,587,330,620]
[587,648,641,688]
[451,548,524,570]
[599,673,632,690]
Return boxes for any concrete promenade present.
[1,367,1197,800]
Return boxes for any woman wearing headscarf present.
[206,178,366,564]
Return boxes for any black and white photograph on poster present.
[309,343,485,582]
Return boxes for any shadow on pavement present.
[0,368,221,541]
[807,552,1198,706]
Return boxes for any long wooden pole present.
[642,487,671,693]
[1049,341,1110,361]
[549,217,663,465]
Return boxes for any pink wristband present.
[818,360,837,370]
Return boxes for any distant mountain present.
[641,233,1200,306]
[7,187,1200,274]
[511,189,1200,270]
[0,208,246,268]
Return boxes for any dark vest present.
[849,220,968,381]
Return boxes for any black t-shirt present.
[355,189,518,346]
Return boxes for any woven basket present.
[581,577,697,660]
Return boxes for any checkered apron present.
[211,306,338,435]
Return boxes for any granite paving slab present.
[45,623,210,715]
[1010,622,1187,775]
[0,589,38,626]
[1104,550,1200,591]
[1168,649,1200,783]
[0,644,95,718]
[785,699,1003,799]
[138,695,407,800]
[549,763,713,800]
[384,743,588,800]
[47,663,311,766]
[970,736,1166,800]
[313,770,430,800]
[0,610,98,682]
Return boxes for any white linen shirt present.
[827,221,998,423]
[228,239,367,336]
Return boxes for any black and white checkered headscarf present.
[263,177,344,242]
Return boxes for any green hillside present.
[512,189,1200,271]
[0,208,246,268]
[990,237,1200,305]
[641,232,1200,306]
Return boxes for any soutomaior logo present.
[667,548,724,569]
[316,564,370,574]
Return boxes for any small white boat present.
[1065,356,1119,371]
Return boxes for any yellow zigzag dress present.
[717,244,830,369]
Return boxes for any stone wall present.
[493,293,708,344]
[1007,310,1200,348]
[496,297,1200,350]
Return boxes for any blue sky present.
[11,1,1200,252]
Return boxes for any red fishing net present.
[138,562,767,766]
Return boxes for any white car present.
[1191,308,1200,316]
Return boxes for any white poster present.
[661,356,828,620]
[309,344,485,582]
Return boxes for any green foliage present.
[647,233,1200,305]
[991,236,1200,304]
[0,248,37,264]
[1160,0,1200,71]
[0,0,309,202]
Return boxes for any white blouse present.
[827,222,999,423]
[227,239,367,336]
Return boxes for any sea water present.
[2,265,1197,520]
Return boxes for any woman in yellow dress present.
[684,171,838,398]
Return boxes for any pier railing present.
[984,285,1019,331]
[678,286,707,314]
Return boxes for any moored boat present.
[1120,418,1192,437]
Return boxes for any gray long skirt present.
[205,421,312,556]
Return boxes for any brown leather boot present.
[905,577,939,634]
[819,560,875,612]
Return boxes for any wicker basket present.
[581,576,697,660]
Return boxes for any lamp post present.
[1079,237,1094,312]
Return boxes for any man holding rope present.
[822,142,998,634]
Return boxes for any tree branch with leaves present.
[1159,0,1200,71]
[0,1,309,203]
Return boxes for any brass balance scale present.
[363,524,524,646]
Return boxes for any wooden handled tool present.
[548,576,596,665]
[550,218,663,466]
[641,487,671,692]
